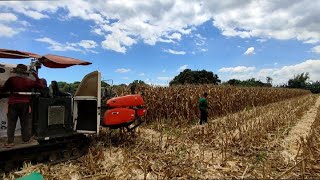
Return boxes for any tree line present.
[52,69,320,94]
[286,73,320,93]
[171,69,319,93]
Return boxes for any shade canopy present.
[0,49,91,68]
[38,54,92,68]
[0,49,40,59]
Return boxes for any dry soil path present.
[281,96,320,163]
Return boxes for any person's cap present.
[13,64,28,73]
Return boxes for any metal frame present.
[72,71,101,135]
[97,71,101,135]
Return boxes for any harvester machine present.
[0,49,146,173]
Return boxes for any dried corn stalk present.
[114,85,310,125]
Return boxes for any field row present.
[148,94,317,178]
[292,99,320,178]
[6,94,318,179]
[115,85,310,125]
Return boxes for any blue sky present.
[0,0,319,85]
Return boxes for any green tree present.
[306,81,320,93]
[112,84,127,89]
[169,69,221,86]
[266,76,272,84]
[242,78,265,87]
[225,78,271,87]
[129,80,148,87]
[128,80,149,94]
[51,81,81,95]
[101,81,110,87]
[225,79,242,86]
[287,72,310,89]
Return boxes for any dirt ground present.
[281,96,320,163]
[2,95,320,179]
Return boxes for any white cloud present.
[158,38,174,43]
[144,78,151,84]
[0,1,205,52]
[162,69,166,73]
[78,40,97,49]
[166,33,181,40]
[154,83,169,87]
[219,66,256,73]
[20,21,30,27]
[115,68,131,73]
[86,49,99,54]
[207,1,320,44]
[195,33,206,47]
[164,49,186,55]
[0,13,20,37]
[101,37,126,53]
[191,34,208,54]
[220,60,320,85]
[24,10,48,20]
[0,1,58,19]
[138,73,145,76]
[312,46,320,54]
[144,77,172,87]
[0,13,17,22]
[1,0,320,51]
[158,32,184,43]
[70,32,78,37]
[244,47,255,55]
[157,76,173,81]
[122,77,129,80]
[269,60,320,84]
[256,69,275,79]
[101,31,136,53]
[0,23,19,37]
[178,64,188,72]
[35,37,99,52]
[195,33,206,40]
[257,39,267,43]
[36,37,82,52]
[92,28,103,36]
[36,37,57,44]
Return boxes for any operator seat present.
[51,81,71,97]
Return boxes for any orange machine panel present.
[107,94,144,108]
[104,108,136,126]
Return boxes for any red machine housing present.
[106,94,144,108]
[104,108,135,126]
[103,94,146,128]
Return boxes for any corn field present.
[4,86,320,179]
[115,85,310,124]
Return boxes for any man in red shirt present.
[1,64,43,147]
